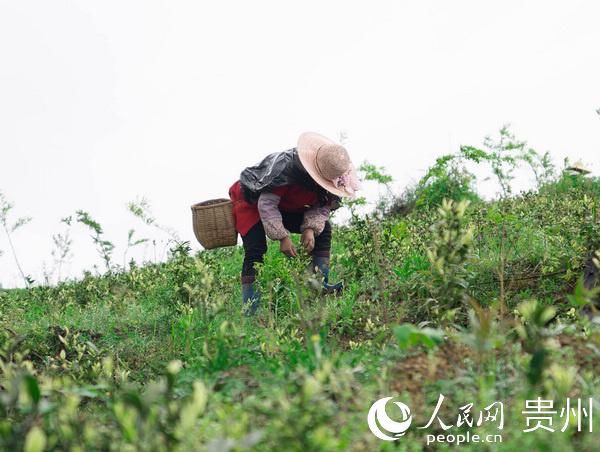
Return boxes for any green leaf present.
[23,374,41,405]
[24,426,46,452]
[567,277,600,308]
[393,324,444,350]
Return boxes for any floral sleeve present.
[300,204,331,236]
[257,192,289,240]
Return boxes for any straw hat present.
[566,160,591,175]
[297,132,360,198]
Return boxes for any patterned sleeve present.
[257,192,289,240]
[300,204,331,236]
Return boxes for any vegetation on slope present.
[1,127,599,450]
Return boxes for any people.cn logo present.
[367,397,413,441]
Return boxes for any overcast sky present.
[1,1,599,287]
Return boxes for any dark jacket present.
[239,148,340,208]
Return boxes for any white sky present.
[1,0,599,287]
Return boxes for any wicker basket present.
[191,198,238,249]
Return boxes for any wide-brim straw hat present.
[297,132,359,198]
[566,160,591,175]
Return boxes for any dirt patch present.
[390,341,474,409]
[557,334,600,373]
[215,364,259,394]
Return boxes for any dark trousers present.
[241,212,332,283]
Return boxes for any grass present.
[1,172,599,450]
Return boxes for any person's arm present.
[300,204,331,236]
[257,192,289,240]
[258,191,297,257]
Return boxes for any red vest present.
[228,180,319,236]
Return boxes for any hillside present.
[1,158,600,450]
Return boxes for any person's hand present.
[301,229,315,253]
[280,236,297,257]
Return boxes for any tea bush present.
[1,142,599,450]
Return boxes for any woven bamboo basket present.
[191,198,238,249]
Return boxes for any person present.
[582,248,600,318]
[228,132,360,315]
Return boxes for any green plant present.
[425,199,474,323]
[128,197,180,262]
[76,210,115,272]
[464,125,523,198]
[47,216,74,285]
[2,136,600,450]
[412,154,479,211]
[357,161,394,217]
[123,228,149,268]
[112,361,209,450]
[514,299,557,389]
[0,190,32,286]
[393,323,444,350]
[461,300,505,369]
[45,326,129,383]
[460,124,557,196]
[519,148,556,187]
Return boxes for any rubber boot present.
[311,256,344,294]
[241,282,260,316]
